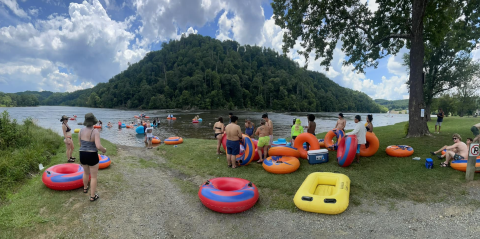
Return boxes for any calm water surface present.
[1,106,409,147]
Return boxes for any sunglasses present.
[452,138,457,140]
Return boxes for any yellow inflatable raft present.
[293,172,350,214]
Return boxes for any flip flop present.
[90,194,99,202]
[430,151,436,156]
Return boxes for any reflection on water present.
[1,106,409,147]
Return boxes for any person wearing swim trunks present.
[434,108,444,134]
[225,116,242,169]
[432,133,468,167]
[213,117,225,154]
[145,121,153,149]
[262,113,273,155]
[345,115,366,163]
[255,119,270,163]
[335,113,346,132]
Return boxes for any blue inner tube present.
[136,126,144,134]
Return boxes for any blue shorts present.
[357,145,360,154]
[227,140,240,155]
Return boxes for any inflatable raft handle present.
[324,198,337,204]
[47,171,51,175]
[205,180,210,185]
[301,196,313,201]
[248,182,253,187]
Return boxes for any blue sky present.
[0,0,413,99]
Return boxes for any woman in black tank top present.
[61,115,75,162]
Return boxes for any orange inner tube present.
[324,129,344,151]
[93,125,102,129]
[164,137,183,145]
[268,146,301,158]
[386,145,414,157]
[359,132,380,157]
[293,133,320,159]
[262,156,300,174]
[152,136,161,144]
[126,125,133,128]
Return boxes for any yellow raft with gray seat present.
[293,172,350,214]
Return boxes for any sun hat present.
[83,113,98,127]
[60,115,69,122]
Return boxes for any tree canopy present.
[272,0,480,136]
[6,34,387,113]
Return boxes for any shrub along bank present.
[0,111,62,201]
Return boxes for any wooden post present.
[466,143,479,182]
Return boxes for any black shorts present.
[80,151,99,166]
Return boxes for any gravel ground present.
[64,145,480,239]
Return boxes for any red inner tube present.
[42,164,86,190]
[198,177,259,214]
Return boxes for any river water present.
[1,106,409,147]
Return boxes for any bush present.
[0,111,62,201]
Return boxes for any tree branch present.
[373,34,411,46]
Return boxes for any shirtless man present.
[225,115,242,169]
[432,133,468,167]
[255,119,269,163]
[262,113,273,152]
[335,113,346,131]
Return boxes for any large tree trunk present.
[407,0,430,137]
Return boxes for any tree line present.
[4,34,388,113]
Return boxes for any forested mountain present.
[5,35,387,112]
[374,99,409,111]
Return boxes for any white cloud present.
[28,7,38,17]
[133,0,226,47]
[0,0,147,92]
[0,0,28,18]
[256,13,410,100]
[0,59,94,92]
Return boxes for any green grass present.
[157,116,480,210]
[0,133,117,239]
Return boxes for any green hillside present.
[374,99,409,111]
[4,35,387,112]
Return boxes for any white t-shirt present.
[346,122,367,144]
[146,127,153,138]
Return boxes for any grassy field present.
[158,116,480,210]
[0,133,117,239]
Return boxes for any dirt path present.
[63,145,480,239]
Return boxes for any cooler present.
[307,149,329,165]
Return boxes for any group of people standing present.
[213,112,375,167]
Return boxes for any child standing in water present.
[255,119,270,163]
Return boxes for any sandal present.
[257,160,263,164]
[430,151,436,156]
[90,194,99,202]
[228,164,232,168]
[440,162,448,167]
[83,186,89,193]
[70,157,76,160]
[437,155,443,159]
[68,158,75,162]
